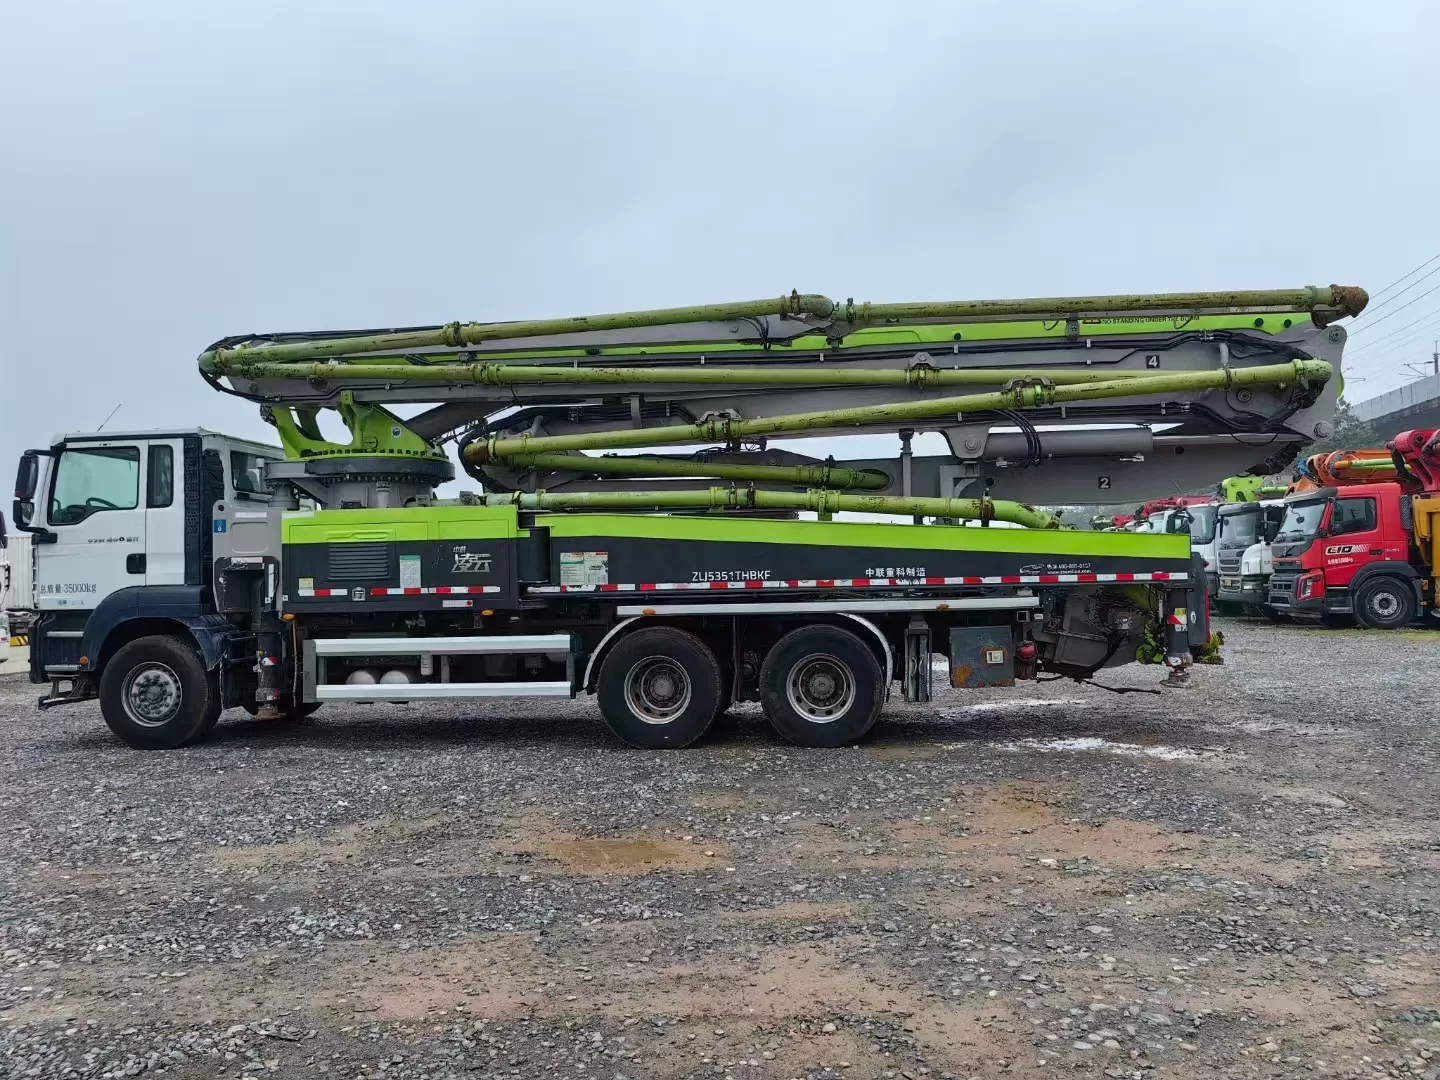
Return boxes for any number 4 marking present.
[1145,354,1160,369]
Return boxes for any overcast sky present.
[4,0,1439,487]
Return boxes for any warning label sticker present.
[399,555,422,589]
[560,551,609,587]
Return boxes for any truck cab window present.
[1330,497,1376,536]
[50,446,140,524]
[230,450,271,500]
[147,445,174,508]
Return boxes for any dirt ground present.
[1,618,1437,1079]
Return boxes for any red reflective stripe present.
[1038,574,1059,584]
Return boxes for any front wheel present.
[1353,577,1417,630]
[99,635,222,750]
[759,625,883,748]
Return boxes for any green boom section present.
[493,452,892,491]
[471,486,1063,529]
[465,360,1333,461]
[203,310,1322,373]
[198,284,1365,372]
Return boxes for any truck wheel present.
[1353,577,1416,630]
[597,627,721,748]
[99,635,222,750]
[759,625,883,748]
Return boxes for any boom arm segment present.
[200,284,1364,510]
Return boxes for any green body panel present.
[282,505,524,545]
[277,502,1187,559]
[534,510,1189,559]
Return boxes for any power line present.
[1365,344,1440,377]
[1350,260,1440,324]
[1347,304,1440,354]
[1358,331,1440,369]
[1362,249,1440,306]
[1348,280,1440,336]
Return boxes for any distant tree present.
[1304,396,1383,457]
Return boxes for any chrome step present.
[310,634,571,657]
[314,681,573,702]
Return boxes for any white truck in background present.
[2,526,37,661]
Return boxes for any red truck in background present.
[1267,429,1440,628]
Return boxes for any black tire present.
[242,698,322,722]
[99,635,222,750]
[596,627,721,748]
[758,625,884,748]
[1353,577,1417,630]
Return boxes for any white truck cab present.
[12,429,281,694]
[16,430,280,613]
[1135,504,1220,595]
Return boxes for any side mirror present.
[12,449,56,542]
[1262,520,1280,543]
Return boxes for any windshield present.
[1219,509,1260,547]
[1276,497,1328,542]
[1165,504,1217,544]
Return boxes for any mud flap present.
[1186,552,1211,652]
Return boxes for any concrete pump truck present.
[11,285,1364,750]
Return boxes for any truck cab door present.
[142,439,187,586]
[1322,494,1382,588]
[38,440,146,611]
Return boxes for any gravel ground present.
[1,619,1438,1080]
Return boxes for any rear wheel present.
[1353,577,1416,630]
[99,635,221,750]
[597,627,721,748]
[759,625,883,748]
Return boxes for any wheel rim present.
[624,657,692,725]
[1369,591,1400,619]
[123,662,183,728]
[786,653,856,724]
